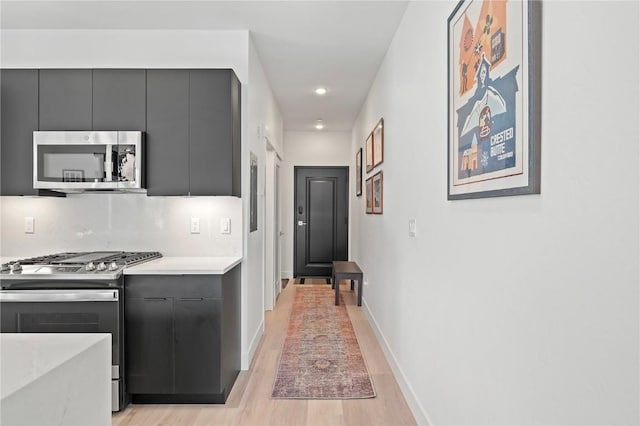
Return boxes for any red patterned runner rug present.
[272,286,376,399]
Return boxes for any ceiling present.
[1,1,409,131]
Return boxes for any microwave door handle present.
[104,144,113,182]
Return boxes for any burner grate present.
[94,252,162,266]
[15,253,81,265]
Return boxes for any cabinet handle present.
[143,297,168,301]
[179,298,204,301]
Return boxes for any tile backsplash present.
[0,193,242,257]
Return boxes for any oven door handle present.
[0,289,119,302]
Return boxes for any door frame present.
[293,166,349,278]
[264,145,282,311]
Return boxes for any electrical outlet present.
[221,218,231,234]
[190,217,200,234]
[24,217,35,234]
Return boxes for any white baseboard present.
[362,299,433,426]
[241,320,264,370]
[281,270,293,279]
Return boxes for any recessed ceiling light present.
[314,87,328,96]
[315,120,325,130]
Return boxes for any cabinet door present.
[126,297,174,394]
[231,72,241,197]
[92,69,146,130]
[146,70,189,195]
[39,69,92,130]
[1,70,39,195]
[174,298,222,394]
[189,70,233,196]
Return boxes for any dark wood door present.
[294,167,348,277]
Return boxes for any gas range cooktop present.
[1,251,162,281]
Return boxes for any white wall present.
[242,37,283,367]
[281,131,352,278]
[0,28,284,370]
[352,1,639,424]
[0,30,249,81]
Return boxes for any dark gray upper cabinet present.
[147,69,241,197]
[1,70,39,196]
[146,70,190,196]
[231,74,241,197]
[39,69,92,130]
[92,69,146,131]
[2,67,239,197]
[189,70,239,196]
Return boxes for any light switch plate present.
[409,219,416,237]
[24,217,35,234]
[190,217,200,234]
[221,218,231,234]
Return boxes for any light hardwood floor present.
[112,280,416,425]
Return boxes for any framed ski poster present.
[447,0,541,199]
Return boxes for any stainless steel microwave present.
[33,131,144,191]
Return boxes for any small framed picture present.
[62,169,84,182]
[365,133,374,173]
[365,176,373,214]
[372,118,384,169]
[372,171,383,214]
[356,148,363,196]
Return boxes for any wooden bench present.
[331,261,363,306]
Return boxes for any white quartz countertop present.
[124,256,242,275]
[1,333,111,426]
[1,333,110,400]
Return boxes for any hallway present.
[112,280,416,425]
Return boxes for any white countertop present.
[1,333,111,426]
[124,256,242,275]
[1,333,110,400]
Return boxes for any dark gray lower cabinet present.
[125,265,240,403]
[126,297,174,394]
[174,298,221,394]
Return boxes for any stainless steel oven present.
[0,282,125,411]
[0,251,161,412]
